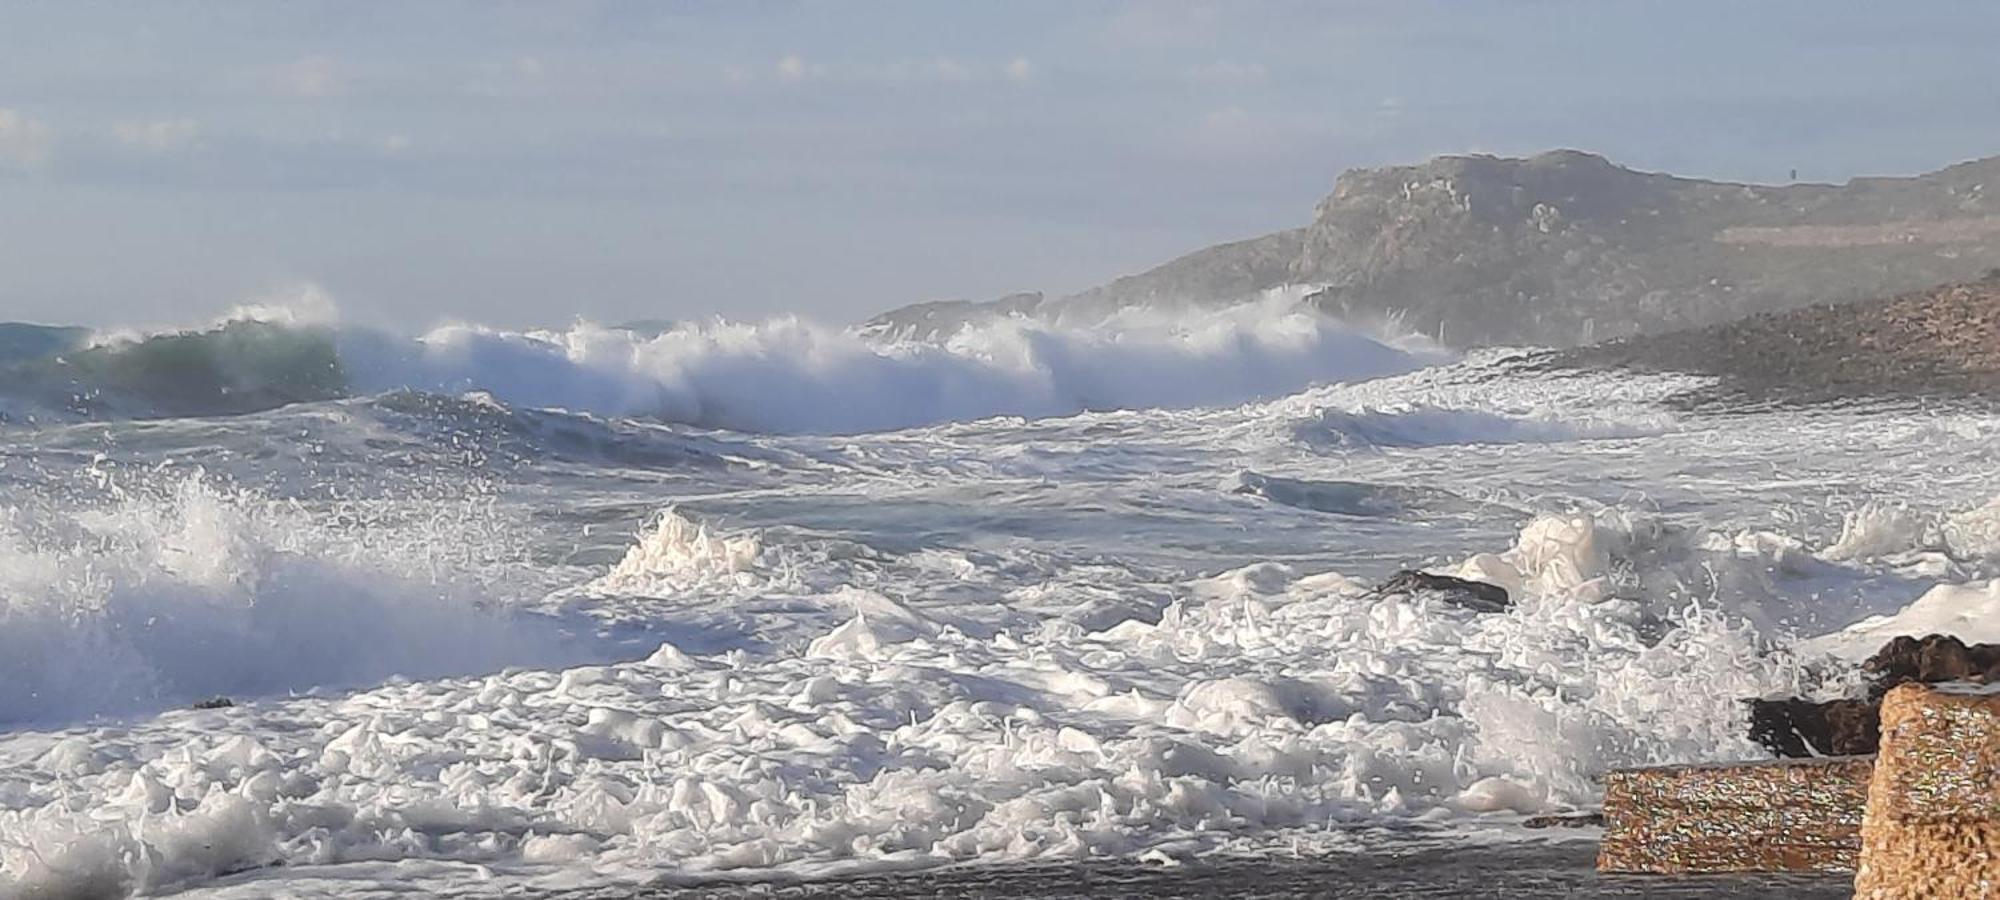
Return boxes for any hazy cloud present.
[1004,57,1035,83]
[774,54,823,82]
[112,118,201,152]
[274,55,345,98]
[0,108,53,169]
[1185,60,1268,86]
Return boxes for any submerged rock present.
[1524,812,1606,829]
[1373,570,1511,614]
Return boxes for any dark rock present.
[1746,697,1880,758]
[1523,812,1605,829]
[191,696,235,710]
[1863,634,2000,696]
[1747,633,2000,758]
[1373,570,1511,614]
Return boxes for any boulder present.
[1749,634,2000,759]
[1864,634,2000,696]
[1748,697,1881,757]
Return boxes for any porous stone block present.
[1854,682,2000,898]
[1597,755,1873,873]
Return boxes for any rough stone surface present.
[1598,756,1873,874]
[1854,683,2000,899]
[1867,634,2000,696]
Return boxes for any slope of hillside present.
[869,151,2000,348]
[1556,271,2000,401]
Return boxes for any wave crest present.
[5,295,1436,433]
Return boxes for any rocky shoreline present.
[1552,272,2000,406]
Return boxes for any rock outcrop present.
[1750,635,2000,758]
[869,151,2000,348]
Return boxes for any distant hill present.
[869,151,2000,347]
[1556,270,2000,402]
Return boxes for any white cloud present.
[379,134,412,153]
[1004,57,1035,83]
[0,108,53,169]
[930,56,972,82]
[275,55,345,98]
[1185,60,1268,86]
[112,118,201,152]
[775,54,823,82]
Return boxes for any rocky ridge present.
[869,151,2000,348]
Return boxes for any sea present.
[0,292,1994,897]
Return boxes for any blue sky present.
[2,1,1997,329]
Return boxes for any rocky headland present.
[870,151,2000,348]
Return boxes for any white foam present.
[1802,579,2000,660]
[0,475,567,725]
[1293,405,1666,450]
[590,509,765,595]
[339,295,1437,434]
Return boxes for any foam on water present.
[0,499,1924,898]
[2,294,1998,897]
[1291,405,1667,451]
[0,474,570,726]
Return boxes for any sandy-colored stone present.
[1855,682,2000,898]
[1597,755,1873,873]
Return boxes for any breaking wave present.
[0,475,573,725]
[1,296,1439,433]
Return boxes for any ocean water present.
[0,297,1995,897]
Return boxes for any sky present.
[2,1,1998,331]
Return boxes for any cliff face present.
[868,151,2000,348]
[1293,150,2000,345]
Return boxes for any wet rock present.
[1372,570,1511,613]
[1748,634,2000,759]
[1524,812,1605,829]
[191,696,236,710]
[1863,634,2000,696]
[1747,697,1881,758]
